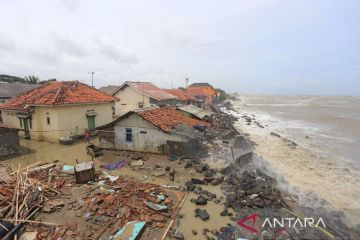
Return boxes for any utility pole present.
[88,72,95,87]
[185,78,189,110]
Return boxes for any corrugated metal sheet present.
[177,105,213,120]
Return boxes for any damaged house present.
[177,104,214,122]
[100,81,177,117]
[162,89,199,107]
[186,83,217,109]
[0,125,21,157]
[0,81,118,142]
[97,107,210,154]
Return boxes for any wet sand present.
[226,106,360,227]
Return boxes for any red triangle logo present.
[237,213,258,234]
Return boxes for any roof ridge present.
[51,86,63,105]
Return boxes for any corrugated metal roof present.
[0,82,39,99]
[98,85,120,95]
[177,105,213,119]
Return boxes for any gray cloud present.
[160,28,223,49]
[95,38,139,64]
[62,0,80,12]
[0,34,15,52]
[0,0,358,95]
[53,35,87,57]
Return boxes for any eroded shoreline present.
[222,102,360,229]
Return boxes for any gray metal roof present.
[0,82,39,99]
[177,104,213,119]
[98,85,120,95]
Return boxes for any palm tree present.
[24,75,39,84]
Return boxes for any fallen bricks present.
[0,163,183,239]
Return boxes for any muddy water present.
[2,139,93,167]
[2,139,232,240]
[176,160,231,240]
[178,184,232,240]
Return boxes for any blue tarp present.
[100,160,127,171]
[111,220,146,240]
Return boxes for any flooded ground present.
[2,138,231,240]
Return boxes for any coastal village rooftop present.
[0,81,118,113]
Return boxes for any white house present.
[99,81,177,117]
[97,107,209,153]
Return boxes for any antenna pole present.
[185,78,189,110]
[88,72,95,87]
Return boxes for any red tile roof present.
[137,107,210,132]
[185,87,209,97]
[118,81,177,100]
[163,89,197,101]
[0,81,118,112]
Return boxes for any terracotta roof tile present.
[137,107,210,132]
[162,89,196,101]
[0,81,118,112]
[185,88,209,96]
[120,81,177,100]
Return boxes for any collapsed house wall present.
[163,140,208,158]
[0,127,21,157]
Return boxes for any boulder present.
[195,208,210,221]
[195,195,208,205]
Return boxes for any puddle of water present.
[1,139,93,167]
[2,139,233,240]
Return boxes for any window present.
[29,117,32,129]
[140,130,147,134]
[138,102,144,108]
[47,116,51,125]
[125,128,132,142]
[19,118,22,128]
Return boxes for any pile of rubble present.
[0,163,183,239]
[222,169,286,210]
[0,163,66,239]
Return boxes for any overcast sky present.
[0,0,359,95]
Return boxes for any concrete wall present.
[164,140,208,158]
[1,111,27,137]
[113,86,177,116]
[0,127,20,157]
[113,87,152,116]
[99,113,188,153]
[1,103,113,142]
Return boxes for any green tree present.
[24,75,39,84]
